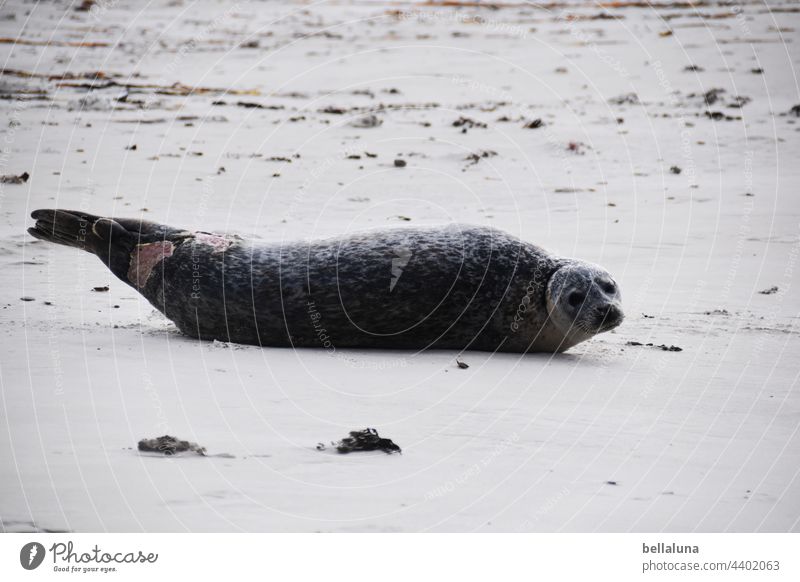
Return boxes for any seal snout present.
[595,302,624,332]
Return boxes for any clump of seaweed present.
[317,428,401,455]
[138,435,206,456]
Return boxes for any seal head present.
[546,261,624,347]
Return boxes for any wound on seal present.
[194,232,233,253]
[128,241,174,288]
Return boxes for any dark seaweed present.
[320,428,402,455]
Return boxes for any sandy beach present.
[1,0,799,532]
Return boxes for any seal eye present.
[601,281,616,294]
[567,291,585,307]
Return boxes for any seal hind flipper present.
[28,209,131,251]
[29,209,175,246]
[28,209,144,282]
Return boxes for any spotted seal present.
[28,209,623,353]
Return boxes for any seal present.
[28,209,623,353]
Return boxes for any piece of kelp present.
[138,435,206,456]
[318,428,401,455]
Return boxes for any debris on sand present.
[657,344,683,352]
[91,286,109,292]
[563,12,619,22]
[320,105,347,115]
[0,68,122,82]
[758,286,779,295]
[727,95,751,108]
[522,118,544,129]
[609,92,639,105]
[464,150,498,168]
[683,64,704,72]
[393,158,407,167]
[56,78,259,97]
[68,92,127,112]
[788,104,800,117]
[0,37,109,48]
[704,309,729,316]
[452,116,487,130]
[1,171,29,184]
[567,141,588,155]
[212,100,283,110]
[317,428,401,455]
[626,341,683,352]
[113,115,228,125]
[703,88,725,105]
[349,114,382,128]
[669,165,682,174]
[138,435,206,456]
[704,110,740,121]
[456,360,469,369]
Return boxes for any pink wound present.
[128,241,174,288]
[195,232,233,253]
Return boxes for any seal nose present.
[596,303,623,330]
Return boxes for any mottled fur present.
[29,210,623,353]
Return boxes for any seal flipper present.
[28,209,158,284]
